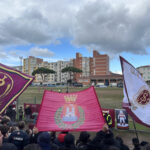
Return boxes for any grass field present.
[18,86,150,148]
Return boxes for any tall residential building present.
[137,65,150,82]
[23,56,72,83]
[73,50,109,82]
[23,50,110,85]
[90,50,109,76]
[23,56,43,75]
[55,61,71,83]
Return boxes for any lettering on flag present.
[120,56,150,127]
[36,86,105,132]
[0,63,34,113]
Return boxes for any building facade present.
[23,56,43,76]
[73,53,90,81]
[23,50,122,86]
[23,56,72,84]
[73,50,111,85]
[90,50,109,76]
[137,65,150,84]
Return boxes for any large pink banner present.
[36,86,105,131]
[0,63,34,113]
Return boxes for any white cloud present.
[0,0,150,55]
[72,0,150,54]
[29,47,54,58]
[113,70,122,75]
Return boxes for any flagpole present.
[120,56,139,142]
[132,119,139,140]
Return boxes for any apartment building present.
[51,61,71,83]
[23,50,115,85]
[23,56,43,76]
[90,50,109,76]
[73,50,109,83]
[137,65,150,84]
[23,56,72,84]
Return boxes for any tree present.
[61,66,82,84]
[32,67,55,83]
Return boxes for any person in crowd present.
[32,112,38,125]
[0,125,9,143]
[1,116,10,126]
[30,127,40,144]
[115,136,129,150]
[0,131,3,146]
[0,143,18,150]
[97,130,120,150]
[86,124,108,150]
[108,145,120,150]
[12,107,17,123]
[6,105,14,121]
[50,132,56,143]
[140,141,148,147]
[103,112,113,128]
[76,131,91,150]
[25,105,32,122]
[9,126,19,135]
[37,132,51,150]
[19,107,23,121]
[23,144,42,150]
[8,121,29,150]
[54,132,67,147]
[58,133,77,150]
[26,129,32,138]
[132,138,141,150]
[143,143,150,150]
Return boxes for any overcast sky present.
[0,0,150,73]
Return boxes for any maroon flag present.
[120,56,150,127]
[0,63,34,113]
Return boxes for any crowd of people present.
[0,113,149,150]
[5,105,33,123]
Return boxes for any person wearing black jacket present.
[25,106,32,122]
[8,121,29,150]
[76,131,91,150]
[58,133,77,150]
[6,105,14,121]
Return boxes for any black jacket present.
[8,130,29,150]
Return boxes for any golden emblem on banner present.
[0,72,14,100]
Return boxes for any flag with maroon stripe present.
[0,63,34,113]
[120,56,150,127]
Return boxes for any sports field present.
[18,86,150,148]
[19,86,123,108]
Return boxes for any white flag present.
[120,56,150,127]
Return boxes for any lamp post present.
[19,56,23,72]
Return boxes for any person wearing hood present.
[8,121,29,150]
[0,143,18,150]
[37,132,52,150]
[54,132,66,147]
[76,131,91,150]
[58,133,77,150]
